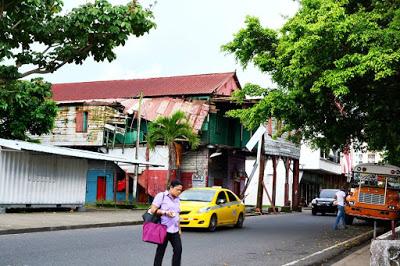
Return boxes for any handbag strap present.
[153,192,165,214]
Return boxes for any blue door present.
[86,170,113,203]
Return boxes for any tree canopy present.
[0,0,155,140]
[223,0,400,164]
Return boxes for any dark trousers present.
[154,232,182,266]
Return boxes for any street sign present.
[245,124,266,151]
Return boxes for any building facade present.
[36,72,252,203]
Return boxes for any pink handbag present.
[142,222,167,244]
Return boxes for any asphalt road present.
[0,210,372,266]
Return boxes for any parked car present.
[179,187,245,232]
[311,189,340,215]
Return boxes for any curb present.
[0,213,259,235]
[282,229,377,266]
[0,221,144,236]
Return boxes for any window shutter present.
[76,112,83,132]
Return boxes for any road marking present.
[282,230,374,266]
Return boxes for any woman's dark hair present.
[170,180,183,188]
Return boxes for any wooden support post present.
[262,181,277,214]
[292,159,300,211]
[256,137,265,212]
[125,171,129,202]
[113,170,117,203]
[272,156,277,207]
[284,158,290,206]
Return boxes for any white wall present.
[107,146,169,173]
[244,157,293,207]
[300,145,321,169]
[300,145,342,175]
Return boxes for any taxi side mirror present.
[217,199,226,205]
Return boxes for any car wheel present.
[312,210,317,215]
[321,212,326,216]
[235,213,244,228]
[208,214,217,232]
[345,215,354,225]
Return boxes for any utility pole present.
[133,92,143,202]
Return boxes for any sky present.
[40,0,299,88]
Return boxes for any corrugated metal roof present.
[52,72,240,101]
[0,138,163,167]
[264,135,301,159]
[120,97,209,132]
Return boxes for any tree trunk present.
[167,142,177,188]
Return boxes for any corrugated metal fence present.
[0,150,87,205]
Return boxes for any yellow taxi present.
[179,187,245,232]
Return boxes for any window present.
[180,190,215,202]
[76,111,88,132]
[216,191,227,204]
[358,154,363,164]
[215,115,222,134]
[368,154,375,163]
[227,191,238,202]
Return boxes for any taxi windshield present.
[180,190,216,202]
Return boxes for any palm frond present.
[146,110,200,150]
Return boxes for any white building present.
[299,145,344,205]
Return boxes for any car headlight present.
[348,201,355,206]
[388,205,396,210]
[198,206,211,213]
[311,199,317,204]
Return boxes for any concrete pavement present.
[331,243,370,266]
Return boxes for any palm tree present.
[146,110,200,187]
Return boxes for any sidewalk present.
[0,209,145,235]
[331,243,370,266]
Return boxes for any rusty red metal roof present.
[120,97,209,132]
[52,72,240,102]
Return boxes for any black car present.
[311,189,340,215]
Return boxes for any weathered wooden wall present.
[38,104,120,146]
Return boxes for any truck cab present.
[345,163,400,224]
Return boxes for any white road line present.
[282,230,373,266]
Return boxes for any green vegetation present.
[0,0,155,140]
[223,0,400,164]
[147,111,200,186]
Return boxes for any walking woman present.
[150,180,183,266]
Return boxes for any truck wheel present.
[345,215,354,225]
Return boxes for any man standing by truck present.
[333,186,347,230]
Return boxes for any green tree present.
[223,0,400,164]
[147,111,200,186]
[0,0,155,140]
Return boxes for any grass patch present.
[86,201,151,210]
